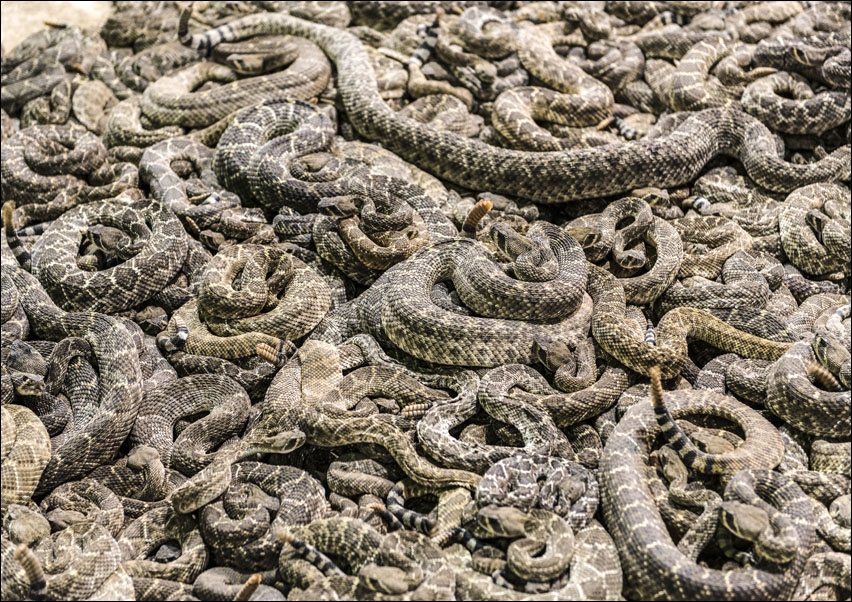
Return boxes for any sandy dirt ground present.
[1,1,112,52]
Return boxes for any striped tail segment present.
[405,14,440,68]
[275,527,346,577]
[432,526,484,552]
[493,570,515,590]
[684,196,712,212]
[386,481,437,536]
[171,314,189,348]
[651,11,688,27]
[14,545,46,602]
[157,315,189,354]
[179,3,240,52]
[612,116,640,140]
[644,321,657,346]
[3,202,32,272]
[365,502,406,532]
[15,221,52,237]
[649,365,718,474]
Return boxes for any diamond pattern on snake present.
[1,2,850,600]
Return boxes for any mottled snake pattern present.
[1,1,850,601]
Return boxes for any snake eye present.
[488,222,517,250]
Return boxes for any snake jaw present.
[273,429,307,453]
[243,429,306,456]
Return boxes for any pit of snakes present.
[1,1,850,601]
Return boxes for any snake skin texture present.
[1,1,850,601]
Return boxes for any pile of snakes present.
[2,1,851,600]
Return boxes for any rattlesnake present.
[316,224,594,367]
[2,3,851,601]
[600,368,813,600]
[141,36,330,129]
[26,198,187,314]
[2,265,142,494]
[179,9,851,203]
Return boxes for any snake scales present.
[1,1,850,601]
[179,10,850,203]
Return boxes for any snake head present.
[719,501,769,563]
[476,504,529,538]
[318,195,359,217]
[133,305,169,335]
[830,494,851,528]
[565,225,601,249]
[532,335,574,373]
[6,340,45,375]
[226,53,266,76]
[5,504,51,546]
[358,564,413,595]
[269,429,307,454]
[243,428,306,456]
[126,445,162,470]
[488,221,533,262]
[10,372,45,397]
[45,509,88,531]
[719,498,800,566]
[473,60,497,84]
[656,446,689,486]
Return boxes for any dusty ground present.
[1,1,111,52]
